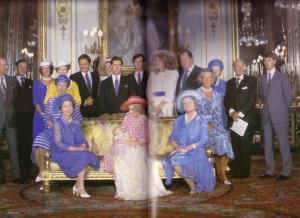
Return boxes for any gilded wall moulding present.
[56,0,70,41]
[206,0,220,37]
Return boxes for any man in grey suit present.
[258,52,293,181]
[0,58,21,183]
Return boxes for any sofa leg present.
[43,180,51,193]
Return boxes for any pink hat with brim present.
[120,96,148,111]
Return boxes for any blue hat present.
[176,90,201,113]
[200,68,214,74]
[55,75,69,84]
[55,93,75,109]
[208,59,224,71]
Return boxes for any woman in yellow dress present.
[44,60,81,105]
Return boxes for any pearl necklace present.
[201,86,212,92]
[185,111,197,123]
[42,76,52,81]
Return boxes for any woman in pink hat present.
[110,95,171,200]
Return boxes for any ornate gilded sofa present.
[41,116,178,193]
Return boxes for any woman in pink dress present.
[110,96,171,200]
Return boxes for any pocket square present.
[124,84,128,88]
[242,86,248,90]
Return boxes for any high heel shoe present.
[74,187,91,198]
[72,186,77,195]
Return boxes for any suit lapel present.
[108,76,117,97]
[268,70,279,93]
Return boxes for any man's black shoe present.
[259,173,274,179]
[276,175,289,181]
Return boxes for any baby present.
[112,126,141,146]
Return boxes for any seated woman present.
[110,96,171,200]
[162,90,215,194]
[52,94,99,198]
[32,75,82,185]
[44,60,81,105]
[196,68,234,185]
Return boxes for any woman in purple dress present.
[32,60,54,139]
[208,59,227,129]
[52,94,99,198]
[162,90,215,194]
[32,76,82,184]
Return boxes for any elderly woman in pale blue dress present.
[196,68,234,185]
[32,75,82,183]
[208,59,227,129]
[162,90,215,194]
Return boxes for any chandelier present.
[275,0,300,10]
[239,0,268,47]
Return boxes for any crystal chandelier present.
[239,0,268,47]
[275,0,300,10]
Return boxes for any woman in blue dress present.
[208,59,227,129]
[162,90,215,194]
[32,75,82,183]
[52,94,99,198]
[32,60,54,139]
[196,68,234,185]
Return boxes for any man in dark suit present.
[70,54,100,117]
[258,52,293,181]
[175,49,202,96]
[99,56,136,117]
[224,59,257,179]
[0,58,21,183]
[128,53,148,100]
[14,59,34,181]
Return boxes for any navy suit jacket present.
[258,70,293,124]
[99,74,136,114]
[69,71,100,117]
[128,71,148,100]
[175,65,202,96]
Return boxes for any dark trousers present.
[16,113,33,178]
[229,126,255,178]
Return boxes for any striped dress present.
[32,96,82,163]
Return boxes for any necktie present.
[85,73,92,94]
[114,76,119,96]
[235,77,240,88]
[268,73,271,86]
[137,73,142,86]
[0,77,6,101]
[180,69,189,91]
[21,77,25,87]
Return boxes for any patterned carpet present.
[0,154,299,217]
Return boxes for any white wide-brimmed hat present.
[40,59,52,67]
[150,50,175,61]
[176,90,201,113]
[55,60,71,69]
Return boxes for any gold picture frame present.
[98,0,178,74]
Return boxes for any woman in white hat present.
[146,50,179,118]
[162,90,215,194]
[32,60,54,140]
[44,60,81,105]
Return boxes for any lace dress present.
[110,112,171,200]
[51,117,99,178]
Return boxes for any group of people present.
[0,48,293,200]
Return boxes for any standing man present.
[129,53,148,100]
[0,58,21,183]
[99,56,136,117]
[14,59,34,182]
[70,54,100,117]
[175,49,202,96]
[224,59,257,179]
[258,52,293,181]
